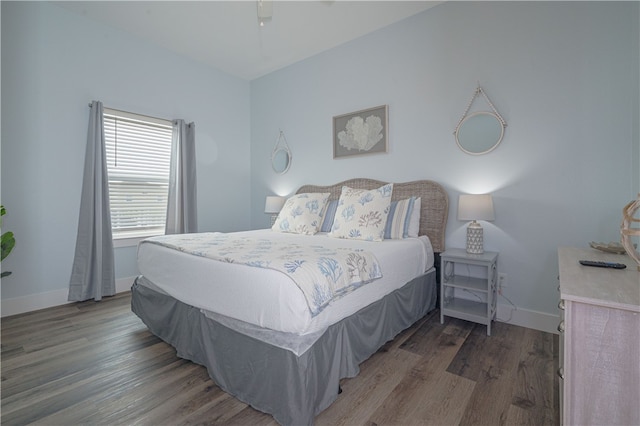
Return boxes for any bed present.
[131,178,448,425]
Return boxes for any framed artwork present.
[333,105,388,159]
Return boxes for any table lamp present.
[265,195,285,226]
[458,194,495,254]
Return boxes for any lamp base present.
[466,221,484,254]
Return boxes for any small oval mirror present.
[272,148,291,174]
[455,111,504,155]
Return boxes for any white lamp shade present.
[458,194,495,221]
[264,196,286,214]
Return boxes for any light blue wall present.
[2,1,638,327]
[1,2,251,301]
[250,2,639,325]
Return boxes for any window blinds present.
[104,108,172,239]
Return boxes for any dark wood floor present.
[1,292,558,425]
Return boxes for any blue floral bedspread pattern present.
[144,233,383,316]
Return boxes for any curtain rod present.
[87,102,171,123]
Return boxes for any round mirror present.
[272,147,291,174]
[455,111,505,155]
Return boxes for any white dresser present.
[558,247,640,426]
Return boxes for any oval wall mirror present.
[271,130,292,174]
[272,147,291,174]
[455,111,505,155]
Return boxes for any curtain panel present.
[165,120,197,234]
[68,100,116,302]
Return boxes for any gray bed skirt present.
[131,270,437,425]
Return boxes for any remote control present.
[579,260,627,269]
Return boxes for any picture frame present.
[333,105,388,159]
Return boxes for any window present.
[104,108,172,240]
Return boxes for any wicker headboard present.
[296,178,449,252]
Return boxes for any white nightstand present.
[440,248,498,335]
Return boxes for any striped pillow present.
[407,197,421,238]
[320,199,339,232]
[384,197,416,239]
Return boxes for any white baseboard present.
[1,276,136,318]
[496,302,560,335]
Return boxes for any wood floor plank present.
[0,337,90,371]
[2,343,179,424]
[131,380,229,426]
[225,405,280,426]
[1,330,163,397]
[457,322,547,426]
[1,293,558,425]
[2,296,140,358]
[316,342,423,425]
[367,317,475,425]
[84,362,206,425]
[1,293,130,335]
[507,327,556,425]
[447,320,519,382]
[506,403,547,426]
[552,333,560,422]
[179,390,250,425]
[27,356,194,425]
[400,315,474,357]
[459,364,514,425]
[446,323,491,381]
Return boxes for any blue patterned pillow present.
[320,199,339,232]
[329,184,394,241]
[384,197,416,239]
[272,193,330,235]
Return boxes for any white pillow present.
[408,197,421,238]
[329,184,394,241]
[272,193,330,235]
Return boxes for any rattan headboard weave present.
[296,178,448,252]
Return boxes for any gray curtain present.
[165,119,197,234]
[68,100,115,301]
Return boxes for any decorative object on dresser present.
[271,129,291,174]
[454,83,507,155]
[264,195,285,226]
[621,193,640,270]
[333,105,388,159]
[589,241,630,254]
[458,194,495,254]
[440,248,498,336]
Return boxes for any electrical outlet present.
[498,273,507,295]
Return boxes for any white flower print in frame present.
[333,105,388,158]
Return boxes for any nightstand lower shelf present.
[441,298,492,325]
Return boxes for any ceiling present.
[55,1,442,80]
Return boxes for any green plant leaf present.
[0,205,15,276]
[2,231,16,262]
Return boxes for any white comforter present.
[137,229,434,337]
[143,232,382,317]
